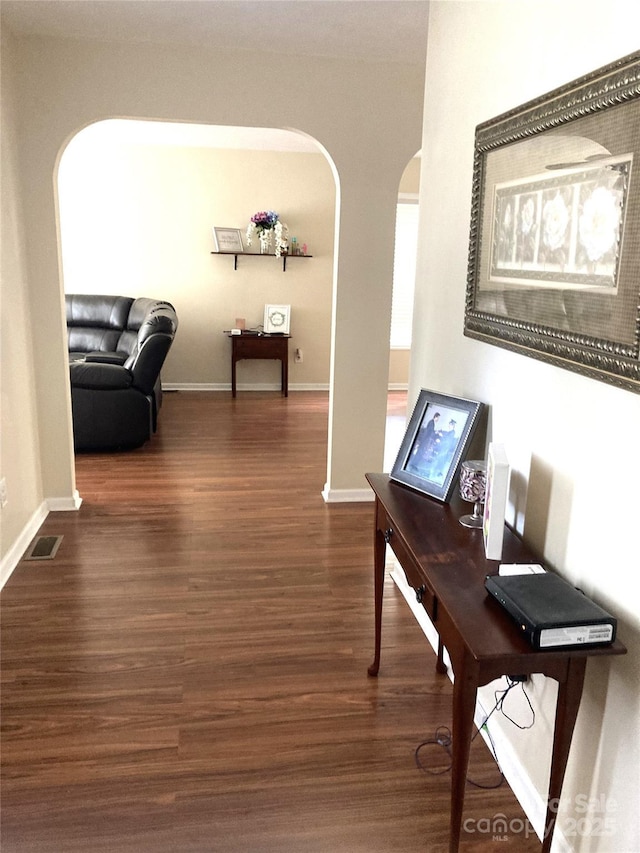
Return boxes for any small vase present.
[259,231,273,254]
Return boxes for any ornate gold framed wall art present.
[464,52,640,393]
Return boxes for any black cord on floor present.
[414,677,535,788]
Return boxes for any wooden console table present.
[229,333,290,398]
[366,472,626,853]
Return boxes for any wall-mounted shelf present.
[211,251,313,272]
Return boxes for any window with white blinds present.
[390,201,419,349]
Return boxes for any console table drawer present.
[388,532,437,621]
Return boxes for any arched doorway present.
[384,152,421,470]
[57,118,338,447]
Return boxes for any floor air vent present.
[24,535,63,561]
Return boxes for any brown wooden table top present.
[366,472,626,667]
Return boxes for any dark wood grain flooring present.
[1,391,540,852]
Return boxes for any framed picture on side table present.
[390,389,484,502]
[264,304,291,335]
[212,227,244,253]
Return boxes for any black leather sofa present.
[66,294,178,451]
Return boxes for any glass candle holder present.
[459,460,487,528]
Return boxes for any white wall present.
[0,27,423,550]
[413,2,640,849]
[58,130,336,389]
[0,29,49,582]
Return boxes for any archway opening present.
[384,152,421,471]
[57,118,339,460]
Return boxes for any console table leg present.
[368,525,386,677]
[449,655,477,853]
[436,638,447,674]
[541,657,587,853]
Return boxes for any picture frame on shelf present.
[390,389,484,503]
[464,51,640,394]
[263,304,291,335]
[213,227,244,253]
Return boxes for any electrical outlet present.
[0,477,7,509]
[295,348,303,363]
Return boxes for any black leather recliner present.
[66,295,178,451]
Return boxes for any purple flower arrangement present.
[250,210,280,232]
[246,210,289,257]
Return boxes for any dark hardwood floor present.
[1,391,540,852]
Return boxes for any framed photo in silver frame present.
[390,389,483,503]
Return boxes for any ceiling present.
[1,0,430,65]
[3,1,429,152]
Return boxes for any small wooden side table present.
[229,333,290,397]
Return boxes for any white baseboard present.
[388,559,570,853]
[0,501,49,590]
[1,491,82,590]
[47,490,83,511]
[162,384,402,393]
[163,382,227,391]
[162,382,330,392]
[287,383,331,391]
[321,485,374,503]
